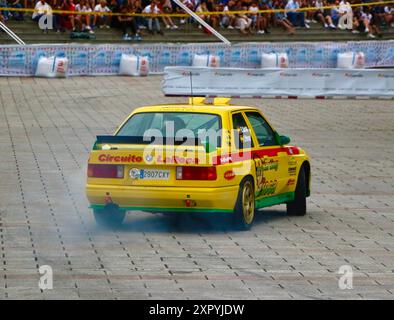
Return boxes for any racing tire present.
[286,166,307,216]
[233,177,255,230]
[93,203,126,228]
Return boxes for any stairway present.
[1,17,394,44]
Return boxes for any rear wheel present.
[93,203,126,227]
[286,166,307,216]
[233,177,255,230]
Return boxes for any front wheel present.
[286,166,307,216]
[233,177,255,230]
[93,203,126,227]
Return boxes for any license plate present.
[138,169,170,180]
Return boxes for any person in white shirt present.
[75,0,94,33]
[337,0,352,30]
[32,0,52,21]
[143,0,163,34]
[285,0,310,29]
[93,0,111,29]
[221,1,236,29]
[313,0,336,29]
[384,5,394,26]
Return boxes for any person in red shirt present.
[61,0,76,31]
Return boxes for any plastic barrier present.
[35,56,68,77]
[192,54,220,67]
[119,54,149,76]
[0,41,393,76]
[163,66,394,98]
[337,52,365,69]
[261,53,288,68]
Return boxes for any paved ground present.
[0,76,393,300]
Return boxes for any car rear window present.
[116,112,222,146]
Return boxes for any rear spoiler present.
[93,135,210,148]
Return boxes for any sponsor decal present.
[145,154,153,163]
[255,158,279,172]
[224,170,235,180]
[98,154,142,163]
[214,72,233,76]
[312,72,331,77]
[344,73,363,78]
[156,155,199,164]
[280,72,297,77]
[247,72,266,77]
[257,178,277,196]
[288,166,297,176]
[181,71,200,76]
[129,168,140,179]
[287,178,296,186]
[378,73,394,78]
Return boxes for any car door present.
[244,111,289,199]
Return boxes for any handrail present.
[0,21,25,45]
[173,0,231,46]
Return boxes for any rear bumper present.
[86,184,239,213]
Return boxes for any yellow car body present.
[86,97,311,227]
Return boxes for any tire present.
[287,166,307,216]
[93,203,126,227]
[233,177,255,230]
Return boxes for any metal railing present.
[0,21,25,45]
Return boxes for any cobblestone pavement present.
[0,76,393,300]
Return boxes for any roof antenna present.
[189,71,194,107]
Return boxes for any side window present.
[232,113,253,149]
[245,112,276,146]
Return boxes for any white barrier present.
[0,41,393,76]
[162,66,394,98]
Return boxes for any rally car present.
[86,97,311,230]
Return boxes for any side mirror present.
[279,135,291,145]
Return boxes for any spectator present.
[274,0,295,35]
[337,0,352,30]
[61,0,76,31]
[234,3,252,35]
[118,4,141,39]
[248,1,260,32]
[0,0,9,21]
[384,4,394,27]
[93,0,111,28]
[75,0,94,32]
[143,0,163,34]
[285,0,310,28]
[196,1,208,28]
[10,0,24,21]
[158,0,177,29]
[108,0,119,28]
[221,0,236,29]
[314,0,336,29]
[32,0,52,32]
[0,11,4,24]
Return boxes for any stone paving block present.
[0,76,393,299]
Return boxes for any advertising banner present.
[162,66,394,97]
[0,41,393,76]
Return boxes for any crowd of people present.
[0,0,393,39]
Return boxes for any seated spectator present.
[314,0,336,29]
[143,0,163,34]
[248,1,260,32]
[0,11,4,24]
[0,0,9,21]
[118,4,141,39]
[108,0,120,28]
[221,0,236,29]
[93,0,111,28]
[285,0,310,29]
[234,4,252,35]
[158,0,177,29]
[32,0,52,32]
[337,0,352,30]
[274,0,295,35]
[196,1,209,28]
[60,0,76,31]
[75,0,94,33]
[356,6,381,38]
[384,4,394,27]
[260,1,272,34]
[10,0,25,21]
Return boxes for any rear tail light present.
[176,166,217,180]
[87,164,124,178]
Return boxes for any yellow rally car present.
[86,97,311,230]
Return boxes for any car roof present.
[133,104,259,115]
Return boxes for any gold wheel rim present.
[242,181,254,225]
